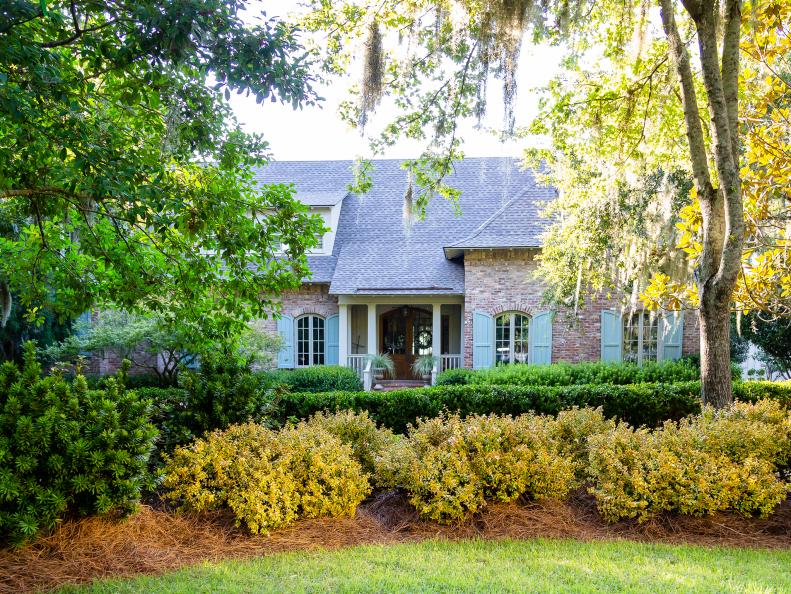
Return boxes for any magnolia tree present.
[0,0,326,342]
[300,0,789,407]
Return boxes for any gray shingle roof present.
[253,157,555,294]
[296,190,348,206]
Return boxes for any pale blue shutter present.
[660,311,684,361]
[600,310,622,362]
[325,314,339,365]
[473,311,494,369]
[277,314,294,368]
[529,311,553,365]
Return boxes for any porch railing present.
[363,360,373,392]
[347,354,368,381]
[439,354,462,373]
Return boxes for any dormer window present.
[315,232,324,251]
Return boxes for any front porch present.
[337,296,464,388]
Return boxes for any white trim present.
[338,304,349,367]
[495,311,530,365]
[367,304,377,356]
[339,295,464,306]
[295,314,326,367]
[622,310,662,365]
[432,303,442,357]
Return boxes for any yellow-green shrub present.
[551,407,615,479]
[396,414,483,523]
[163,422,371,534]
[588,401,790,523]
[304,410,397,475]
[388,413,575,524]
[682,399,791,468]
[277,421,371,519]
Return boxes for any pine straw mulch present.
[3,490,790,594]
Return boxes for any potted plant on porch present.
[412,355,438,384]
[367,353,395,383]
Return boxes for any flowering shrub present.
[587,400,790,522]
[163,421,370,534]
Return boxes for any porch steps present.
[372,380,429,392]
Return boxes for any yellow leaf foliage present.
[588,399,790,522]
[163,420,371,534]
[643,0,791,314]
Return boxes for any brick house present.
[260,157,699,386]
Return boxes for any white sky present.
[230,1,565,161]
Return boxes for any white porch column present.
[367,303,377,355]
[460,303,465,363]
[338,303,349,366]
[432,303,442,357]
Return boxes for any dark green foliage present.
[136,387,190,467]
[433,368,476,386]
[143,356,278,465]
[0,343,157,545]
[274,381,791,435]
[436,360,741,387]
[0,0,323,337]
[0,298,72,363]
[734,381,791,408]
[174,356,271,439]
[260,366,363,393]
[273,382,705,433]
[86,373,171,390]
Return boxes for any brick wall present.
[85,346,160,377]
[261,283,339,335]
[462,248,700,368]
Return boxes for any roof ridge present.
[261,156,520,165]
[445,180,535,249]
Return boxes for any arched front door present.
[380,306,433,379]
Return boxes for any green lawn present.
[61,538,791,594]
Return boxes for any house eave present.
[443,244,542,260]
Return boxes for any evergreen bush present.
[0,344,157,545]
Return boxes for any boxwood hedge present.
[275,381,791,434]
[435,359,742,387]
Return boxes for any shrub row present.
[589,399,791,521]
[435,359,742,387]
[163,401,791,529]
[0,345,156,545]
[276,382,706,432]
[276,381,791,434]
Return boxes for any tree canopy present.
[301,0,789,406]
[0,0,326,339]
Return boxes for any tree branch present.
[721,0,741,166]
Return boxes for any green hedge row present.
[257,366,363,393]
[435,359,742,387]
[275,381,791,434]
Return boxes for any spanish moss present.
[360,19,384,128]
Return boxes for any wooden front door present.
[380,306,433,379]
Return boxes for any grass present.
[60,537,791,593]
